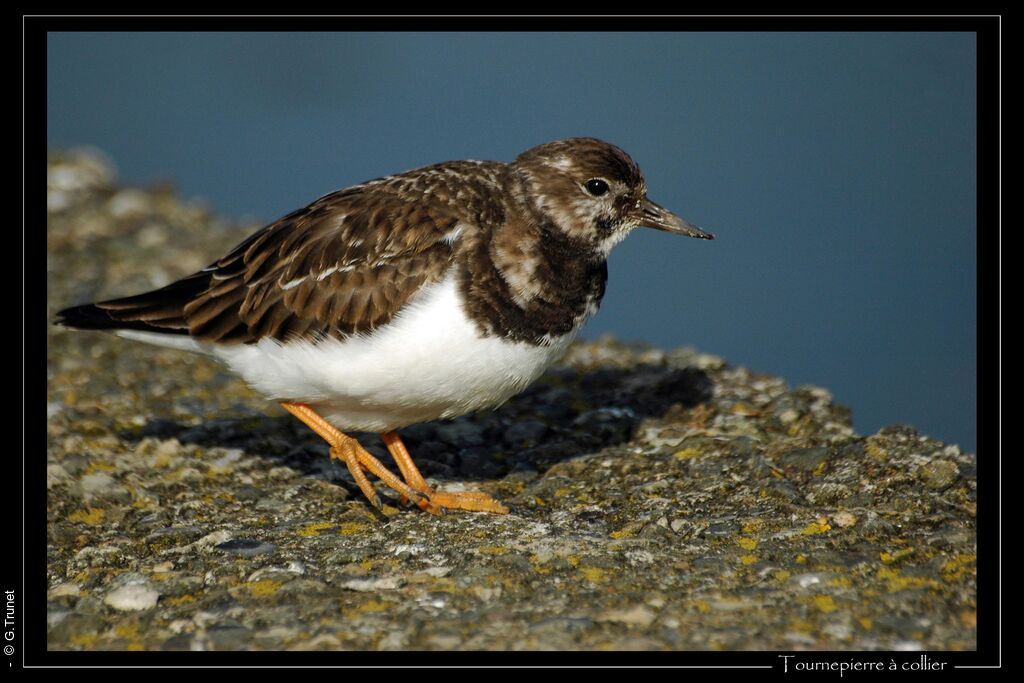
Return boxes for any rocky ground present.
[45,149,977,652]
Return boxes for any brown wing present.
[185,186,461,343]
[59,180,464,344]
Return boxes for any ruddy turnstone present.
[57,137,713,514]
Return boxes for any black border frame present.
[23,14,999,671]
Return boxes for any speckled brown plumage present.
[57,138,711,347]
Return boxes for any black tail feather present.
[55,302,188,335]
[55,273,210,336]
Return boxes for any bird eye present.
[585,178,610,196]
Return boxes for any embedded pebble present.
[78,472,122,498]
[340,576,405,592]
[597,605,657,627]
[919,459,960,491]
[780,446,831,471]
[215,539,278,556]
[104,581,160,611]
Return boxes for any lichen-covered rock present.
[46,150,977,651]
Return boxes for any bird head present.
[513,137,713,256]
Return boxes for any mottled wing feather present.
[180,187,461,343]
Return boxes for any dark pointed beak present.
[640,198,714,240]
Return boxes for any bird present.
[56,137,713,515]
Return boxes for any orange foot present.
[280,402,508,514]
[380,431,509,514]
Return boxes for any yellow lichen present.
[788,620,814,633]
[69,508,105,525]
[876,567,940,593]
[70,633,98,648]
[800,521,831,535]
[131,497,157,511]
[736,537,758,550]
[192,364,215,382]
[813,595,837,613]
[865,442,887,462]
[941,554,976,582]
[890,547,914,561]
[152,452,174,469]
[476,545,509,556]
[529,554,553,575]
[114,624,139,639]
[163,594,196,606]
[297,522,336,537]
[338,522,370,536]
[673,447,701,460]
[579,567,609,583]
[741,519,765,534]
[345,599,389,616]
[427,578,458,593]
[740,554,759,565]
[244,579,283,597]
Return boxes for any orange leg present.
[280,402,432,512]
[380,431,509,514]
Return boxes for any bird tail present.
[55,272,209,336]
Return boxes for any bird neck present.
[457,187,608,346]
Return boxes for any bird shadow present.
[119,363,713,496]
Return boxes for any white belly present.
[207,273,579,432]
